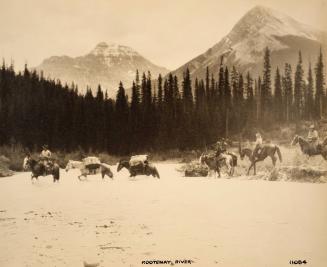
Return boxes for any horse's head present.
[24,157,36,170]
[291,135,299,146]
[117,160,125,172]
[239,148,252,160]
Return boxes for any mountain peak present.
[90,42,139,57]
[36,41,169,97]
[231,5,317,41]
[171,5,325,86]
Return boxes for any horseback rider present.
[253,132,263,158]
[215,138,234,162]
[307,125,321,153]
[215,139,226,158]
[40,144,52,171]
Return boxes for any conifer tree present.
[274,67,283,121]
[294,51,305,119]
[262,47,272,123]
[315,47,325,118]
[283,63,293,122]
[306,63,314,120]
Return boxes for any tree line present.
[0,47,325,154]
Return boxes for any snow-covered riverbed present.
[0,163,326,267]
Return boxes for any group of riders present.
[215,124,321,161]
[23,124,323,177]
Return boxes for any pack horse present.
[65,157,113,180]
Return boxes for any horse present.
[239,142,282,175]
[291,135,327,159]
[65,160,113,180]
[199,152,237,178]
[117,159,160,179]
[24,158,60,182]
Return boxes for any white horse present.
[65,160,113,180]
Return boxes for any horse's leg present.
[216,166,221,178]
[271,155,277,167]
[247,162,253,175]
[227,160,232,177]
[248,160,257,175]
[230,161,234,176]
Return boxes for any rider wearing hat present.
[40,145,52,170]
[307,125,320,153]
[253,132,263,158]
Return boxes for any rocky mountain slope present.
[36,42,169,97]
[172,5,327,81]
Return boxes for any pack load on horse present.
[184,161,209,177]
[83,156,102,174]
[130,155,149,171]
[65,157,113,180]
[239,134,282,175]
[23,149,60,183]
[117,155,160,179]
[291,124,327,159]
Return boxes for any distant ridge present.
[35,42,169,97]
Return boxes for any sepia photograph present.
[0,0,327,266]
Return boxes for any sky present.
[0,0,326,71]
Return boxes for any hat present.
[309,125,315,129]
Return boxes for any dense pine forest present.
[0,47,325,154]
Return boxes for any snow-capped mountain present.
[36,42,169,96]
[172,5,327,81]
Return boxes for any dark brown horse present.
[117,160,160,179]
[25,158,60,182]
[291,135,327,159]
[239,142,282,175]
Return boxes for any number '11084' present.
[289,260,307,264]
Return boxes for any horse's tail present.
[100,163,113,179]
[232,154,238,166]
[275,146,282,163]
[53,165,60,181]
[152,167,160,179]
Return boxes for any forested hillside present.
[0,47,325,154]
